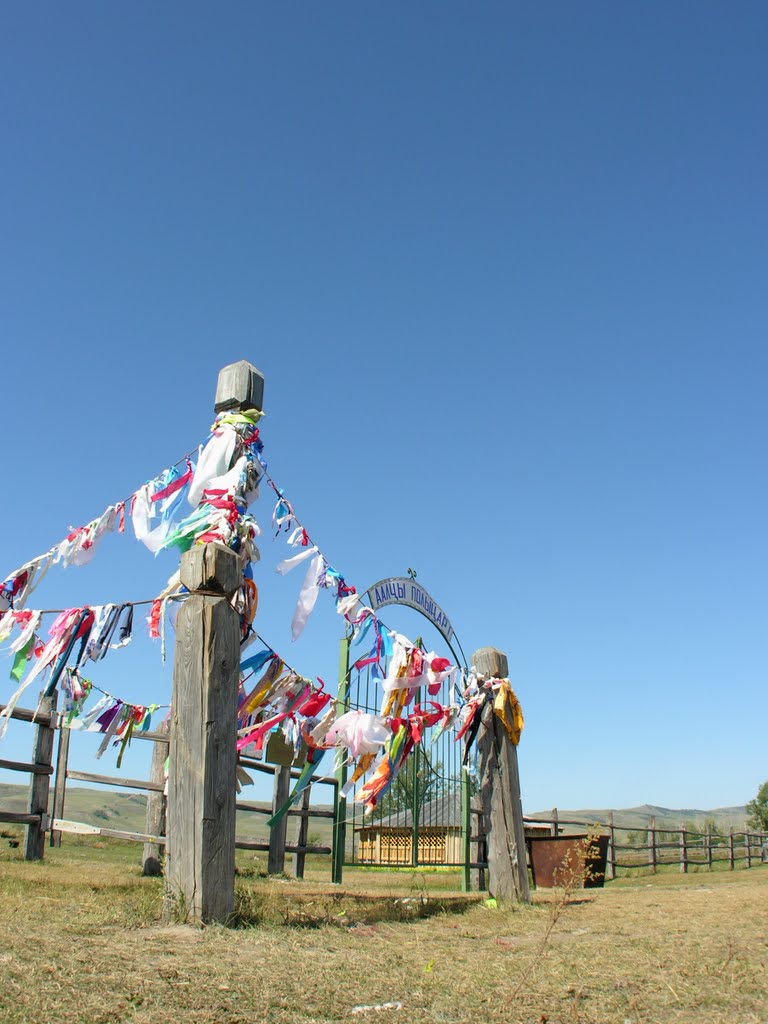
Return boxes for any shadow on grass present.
[232,882,482,929]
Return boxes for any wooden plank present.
[268,765,291,874]
[235,838,330,855]
[472,646,530,904]
[143,727,169,876]
[0,703,53,727]
[52,819,166,845]
[50,722,71,847]
[0,758,53,775]
[25,691,57,861]
[237,756,337,788]
[165,543,240,925]
[67,770,163,792]
[293,788,311,879]
[0,811,42,826]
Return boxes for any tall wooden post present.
[293,788,311,879]
[679,823,688,873]
[49,716,70,848]
[25,691,57,860]
[165,543,241,924]
[648,816,657,873]
[606,812,616,880]
[268,766,291,875]
[472,646,530,903]
[143,723,169,876]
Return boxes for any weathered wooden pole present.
[648,816,657,873]
[164,360,264,923]
[268,765,291,875]
[25,691,57,860]
[49,714,70,848]
[472,646,530,903]
[142,723,169,876]
[606,811,616,880]
[679,822,688,873]
[165,543,241,924]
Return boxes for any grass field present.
[0,835,766,1024]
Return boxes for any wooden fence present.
[0,699,337,880]
[524,811,768,876]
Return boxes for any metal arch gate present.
[332,578,471,888]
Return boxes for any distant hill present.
[1,783,749,841]
[0,783,333,844]
[526,803,750,833]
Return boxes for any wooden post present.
[705,826,712,871]
[142,723,169,876]
[49,714,70,848]
[268,766,291,875]
[25,692,57,860]
[606,811,616,880]
[550,807,559,836]
[679,822,687,873]
[214,360,265,414]
[293,787,311,879]
[469,794,486,892]
[165,543,241,925]
[745,831,751,869]
[472,646,530,903]
[648,816,657,873]
[728,829,734,870]
[332,635,350,885]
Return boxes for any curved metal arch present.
[363,576,469,672]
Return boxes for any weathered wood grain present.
[268,766,291,875]
[143,725,169,876]
[165,545,240,925]
[50,723,71,847]
[293,788,311,879]
[25,691,57,860]
[472,647,530,903]
[66,769,163,792]
[214,360,265,414]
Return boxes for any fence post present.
[606,811,616,880]
[705,826,712,871]
[165,543,241,925]
[679,822,687,873]
[332,635,350,884]
[25,691,57,860]
[648,816,657,873]
[143,723,169,876]
[472,646,530,903]
[293,788,311,879]
[728,829,734,870]
[550,807,559,837]
[745,831,751,869]
[49,714,70,848]
[268,766,291,875]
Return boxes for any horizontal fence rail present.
[0,699,340,881]
[523,813,768,877]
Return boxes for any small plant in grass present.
[503,828,603,1012]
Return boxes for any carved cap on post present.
[472,646,509,680]
[180,543,241,597]
[214,360,265,414]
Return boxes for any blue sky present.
[1,2,766,813]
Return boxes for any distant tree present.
[746,780,768,831]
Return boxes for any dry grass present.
[0,837,766,1023]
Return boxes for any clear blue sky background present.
[1,2,765,813]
